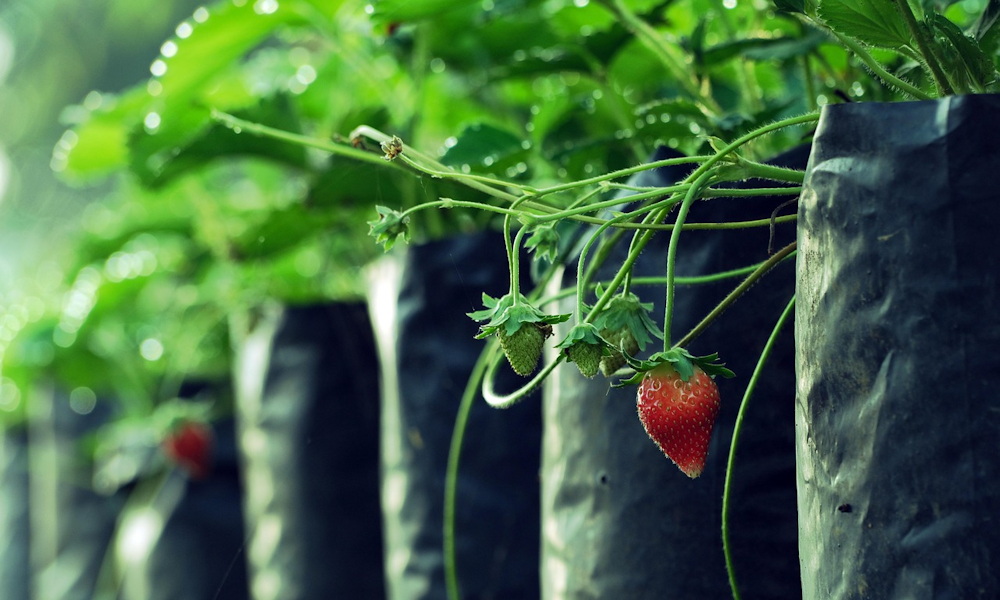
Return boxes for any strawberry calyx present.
[368,205,410,251]
[469,292,570,376]
[555,323,610,378]
[468,292,570,338]
[591,291,662,375]
[615,347,735,387]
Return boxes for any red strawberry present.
[162,421,214,480]
[636,362,721,478]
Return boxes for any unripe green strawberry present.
[636,362,721,478]
[599,327,640,376]
[498,322,545,376]
[566,341,603,378]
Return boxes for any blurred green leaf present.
[371,0,468,23]
[773,0,808,12]
[128,0,314,186]
[818,0,912,49]
[929,13,999,89]
[131,94,310,188]
[701,30,827,66]
[440,122,527,171]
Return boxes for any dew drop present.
[150,59,167,77]
[254,0,279,15]
[143,112,162,132]
[160,40,178,58]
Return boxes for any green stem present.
[481,340,565,408]
[532,154,712,197]
[534,183,691,224]
[575,208,658,321]
[722,294,796,600]
[892,0,954,95]
[398,154,536,197]
[689,113,820,182]
[673,242,797,349]
[601,0,723,117]
[508,226,529,303]
[727,160,806,184]
[211,109,396,169]
[586,209,668,320]
[828,30,932,100]
[702,187,803,199]
[400,198,525,220]
[546,212,795,232]
[663,171,714,349]
[443,340,496,600]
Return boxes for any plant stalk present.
[722,295,796,600]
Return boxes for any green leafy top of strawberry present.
[368,205,410,251]
[554,322,607,351]
[615,347,735,387]
[468,292,570,339]
[554,322,610,378]
[469,293,570,376]
[591,290,662,354]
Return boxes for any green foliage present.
[819,0,912,48]
[10,0,1000,471]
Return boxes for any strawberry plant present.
[10,0,997,598]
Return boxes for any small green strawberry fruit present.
[469,293,570,377]
[599,327,639,376]
[555,323,609,379]
[592,292,661,376]
[499,322,547,376]
[566,342,603,378]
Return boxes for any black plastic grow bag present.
[117,415,249,600]
[796,95,1000,600]
[0,426,31,600]
[30,389,125,600]
[234,302,384,599]
[368,232,541,600]
[541,145,808,599]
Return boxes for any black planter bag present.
[796,95,1000,599]
[29,388,125,600]
[0,425,31,600]
[542,145,808,599]
[368,232,541,600]
[234,302,385,599]
[117,415,249,600]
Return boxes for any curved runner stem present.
[721,295,796,600]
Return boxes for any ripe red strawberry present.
[636,362,721,478]
[162,421,214,480]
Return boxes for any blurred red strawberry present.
[162,421,214,480]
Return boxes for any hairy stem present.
[722,295,796,600]
[673,242,797,349]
